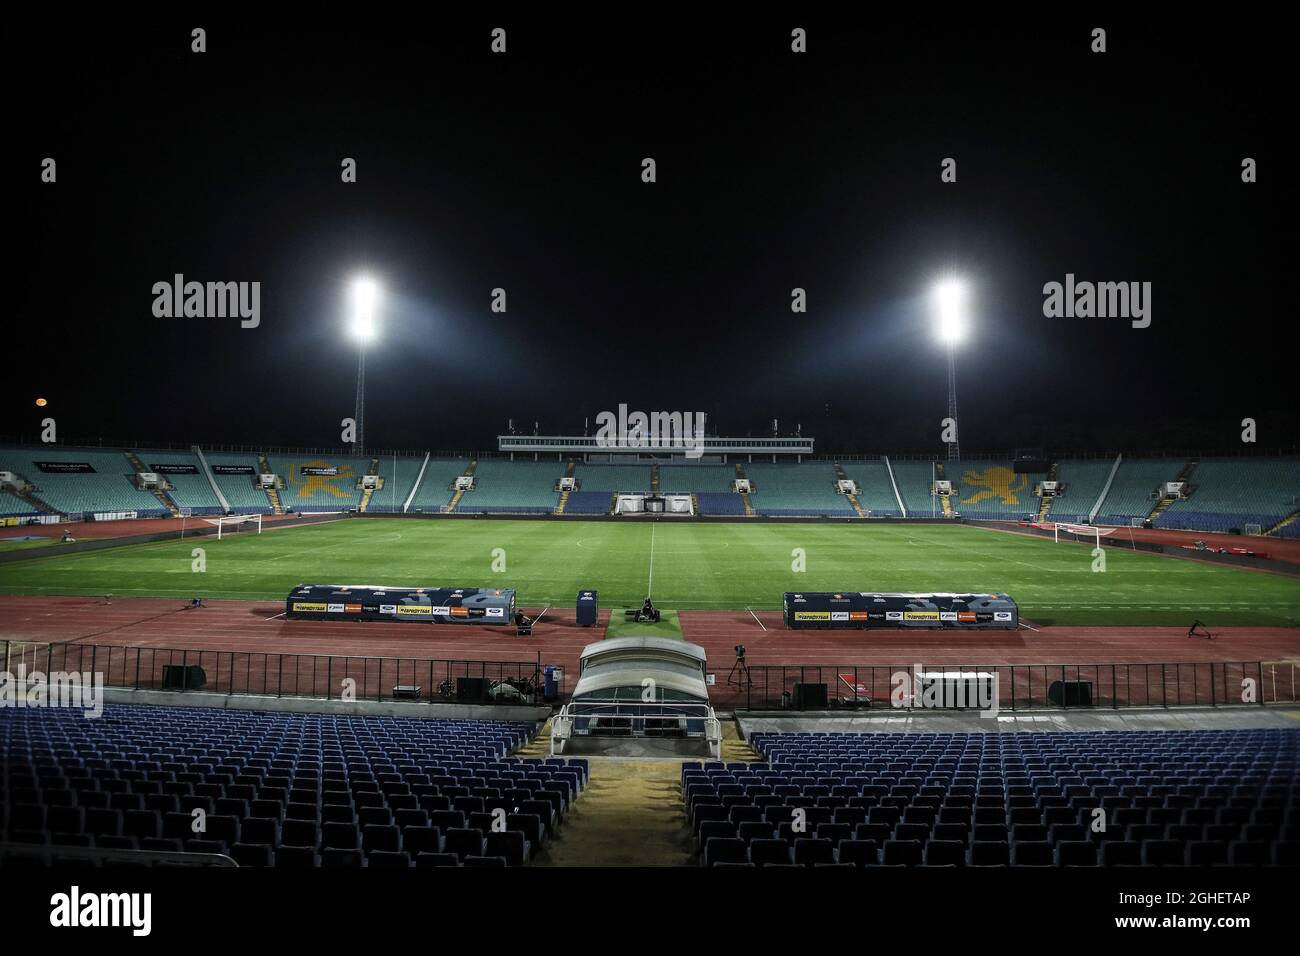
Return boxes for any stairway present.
[14,485,58,515]
[446,459,477,513]
[257,453,284,514]
[650,464,660,495]
[553,461,577,515]
[934,462,954,517]
[1145,459,1198,525]
[833,462,867,517]
[357,456,381,512]
[1036,462,1059,522]
[734,463,755,516]
[1265,508,1300,537]
[124,450,181,516]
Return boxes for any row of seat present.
[2,705,583,867]
[702,835,1295,867]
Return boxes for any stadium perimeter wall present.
[981,520,1300,574]
[0,512,348,565]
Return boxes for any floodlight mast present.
[932,278,967,461]
[351,278,379,457]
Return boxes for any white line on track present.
[1019,621,1041,633]
[263,611,286,621]
[747,607,768,631]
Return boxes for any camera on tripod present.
[727,644,751,689]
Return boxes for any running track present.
[3,596,1297,707]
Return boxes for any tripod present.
[726,654,753,690]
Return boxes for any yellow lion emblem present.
[960,466,1026,506]
[292,460,356,500]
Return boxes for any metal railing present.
[3,641,562,706]
[729,661,1299,711]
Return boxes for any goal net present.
[1052,522,1116,548]
[204,513,263,540]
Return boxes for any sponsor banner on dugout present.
[285,584,516,625]
[783,592,1019,630]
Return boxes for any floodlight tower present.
[932,278,968,461]
[350,277,379,457]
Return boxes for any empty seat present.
[923,840,966,867]
[967,841,1009,867]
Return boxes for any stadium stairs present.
[1145,459,1198,525]
[1266,508,1300,537]
[1036,462,1059,522]
[935,462,954,517]
[257,454,284,514]
[554,461,577,514]
[447,459,477,513]
[734,463,755,516]
[124,450,181,517]
[12,485,58,516]
[833,462,867,517]
[651,464,660,495]
[358,457,381,512]
[522,721,761,866]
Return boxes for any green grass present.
[604,609,684,640]
[0,538,57,553]
[0,517,1296,627]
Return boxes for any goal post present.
[204,513,263,540]
[1052,521,1106,549]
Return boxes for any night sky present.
[11,10,1292,456]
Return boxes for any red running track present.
[2,596,1297,707]
[0,513,304,542]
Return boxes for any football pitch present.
[0,518,1296,627]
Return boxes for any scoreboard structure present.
[285,584,516,625]
[783,592,1019,630]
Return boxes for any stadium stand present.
[1093,459,1182,526]
[1051,460,1116,523]
[0,448,167,517]
[1157,458,1300,534]
[203,453,274,514]
[746,463,854,516]
[695,491,746,516]
[0,703,587,868]
[363,455,426,513]
[407,458,469,512]
[0,489,40,518]
[274,456,364,512]
[951,461,1044,520]
[461,460,561,513]
[130,449,223,515]
[842,461,903,516]
[563,490,616,515]
[890,460,938,517]
[658,465,735,494]
[687,729,1298,866]
[574,464,651,493]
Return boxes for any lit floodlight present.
[351,277,379,342]
[933,278,968,344]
